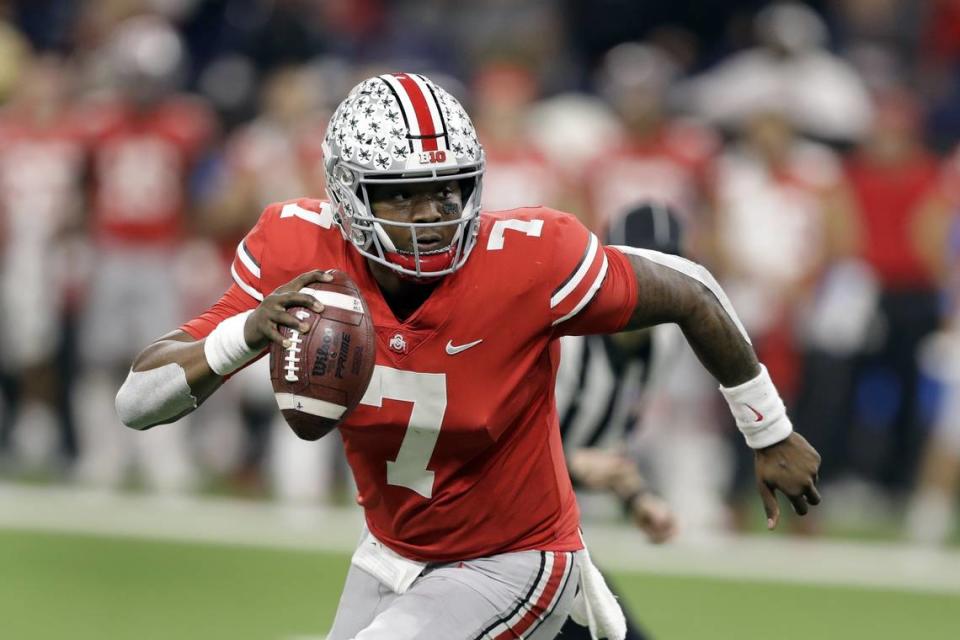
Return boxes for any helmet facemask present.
[323,73,485,280]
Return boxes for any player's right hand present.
[243,270,333,350]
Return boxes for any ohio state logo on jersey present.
[389,333,407,353]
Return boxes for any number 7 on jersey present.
[359,365,447,498]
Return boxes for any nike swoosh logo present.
[746,404,764,422]
[445,339,483,355]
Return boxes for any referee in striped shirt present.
[557,202,685,640]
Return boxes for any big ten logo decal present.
[417,150,447,164]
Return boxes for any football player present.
[116,73,821,640]
[75,16,216,491]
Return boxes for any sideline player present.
[116,73,821,640]
[76,16,215,491]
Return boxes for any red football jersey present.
[84,96,216,245]
[182,199,638,562]
[0,109,88,241]
[582,119,718,232]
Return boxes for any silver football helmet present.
[322,73,485,279]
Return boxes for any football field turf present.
[2,528,958,640]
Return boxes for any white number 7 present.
[359,365,447,498]
[487,218,543,250]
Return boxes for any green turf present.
[1,529,957,640]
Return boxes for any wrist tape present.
[203,310,259,376]
[719,364,793,449]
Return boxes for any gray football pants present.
[327,549,581,640]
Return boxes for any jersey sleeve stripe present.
[550,232,598,309]
[230,262,263,301]
[551,251,608,326]
[612,246,752,343]
[237,241,261,278]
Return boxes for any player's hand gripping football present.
[754,432,822,529]
[243,270,333,350]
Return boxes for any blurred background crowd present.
[0,0,959,548]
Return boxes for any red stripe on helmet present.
[394,73,439,151]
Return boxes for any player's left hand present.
[754,432,821,530]
[630,492,678,544]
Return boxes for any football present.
[269,271,376,440]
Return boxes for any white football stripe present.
[231,263,263,301]
[507,552,558,632]
[551,252,608,326]
[379,74,421,137]
[300,288,364,314]
[410,73,446,149]
[275,393,346,419]
[540,552,574,626]
[483,551,556,638]
[236,241,260,278]
[612,246,752,344]
[550,233,599,309]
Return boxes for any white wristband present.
[203,310,259,376]
[719,364,793,449]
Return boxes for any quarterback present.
[116,73,821,640]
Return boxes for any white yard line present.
[2,482,959,595]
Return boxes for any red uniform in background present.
[0,103,88,367]
[581,120,717,232]
[847,151,942,289]
[74,94,217,490]
[482,144,565,212]
[78,94,217,364]
[183,198,638,562]
[85,95,216,247]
